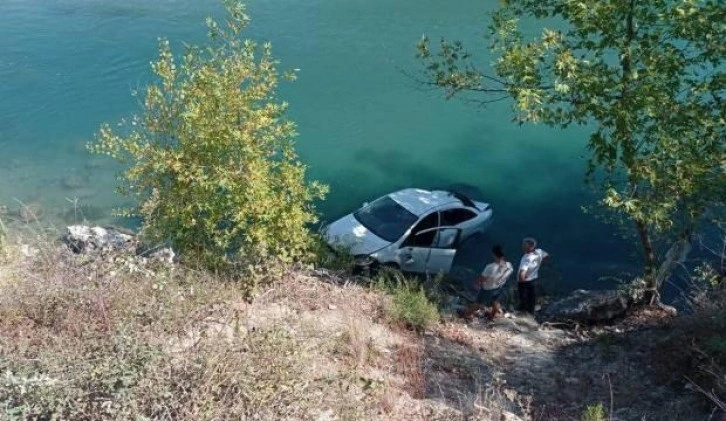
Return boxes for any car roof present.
[388,188,468,216]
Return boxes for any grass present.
[389,284,440,332]
[0,243,310,419]
[372,269,440,333]
[0,230,525,420]
[647,255,726,415]
[0,235,369,420]
[581,403,607,421]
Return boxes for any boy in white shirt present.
[460,245,513,320]
[518,237,550,314]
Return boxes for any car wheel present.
[352,255,377,277]
[381,262,400,271]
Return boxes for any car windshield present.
[353,196,418,242]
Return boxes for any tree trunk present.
[635,219,659,304]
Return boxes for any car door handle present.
[402,252,414,264]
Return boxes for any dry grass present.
[0,240,319,419]
[0,233,530,420]
[659,286,726,412]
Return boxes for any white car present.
[323,188,493,276]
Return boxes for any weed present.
[395,342,425,399]
[371,269,440,332]
[581,402,607,421]
[310,235,355,272]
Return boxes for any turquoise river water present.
[0,0,644,290]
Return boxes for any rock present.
[85,157,110,170]
[64,225,135,253]
[657,303,678,317]
[71,188,98,200]
[20,244,39,258]
[543,289,629,324]
[17,203,43,222]
[60,174,86,190]
[147,247,176,264]
[491,315,539,333]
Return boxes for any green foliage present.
[310,236,356,272]
[390,285,440,332]
[581,403,608,421]
[694,262,722,288]
[376,271,440,332]
[418,0,725,290]
[90,0,327,269]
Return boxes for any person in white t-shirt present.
[518,237,550,314]
[460,245,513,320]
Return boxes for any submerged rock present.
[17,203,44,223]
[60,173,87,190]
[65,225,135,253]
[543,289,629,324]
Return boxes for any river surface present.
[0,0,643,291]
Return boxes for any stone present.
[85,157,110,170]
[64,225,135,253]
[60,174,86,190]
[17,203,43,223]
[147,247,176,264]
[543,289,629,324]
[20,244,39,258]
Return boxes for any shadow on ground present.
[421,310,709,420]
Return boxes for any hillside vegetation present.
[0,230,723,420]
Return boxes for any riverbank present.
[0,226,720,420]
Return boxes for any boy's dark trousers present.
[517,281,536,314]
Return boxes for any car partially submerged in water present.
[323,188,493,276]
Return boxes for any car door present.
[398,226,461,275]
[424,227,462,275]
[398,212,440,273]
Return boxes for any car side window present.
[441,208,477,226]
[432,228,460,249]
[402,212,439,247]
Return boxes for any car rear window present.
[353,196,418,242]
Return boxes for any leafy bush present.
[309,236,355,272]
[581,403,607,421]
[90,0,327,269]
[378,272,439,332]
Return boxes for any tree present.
[418,0,725,302]
[91,1,327,268]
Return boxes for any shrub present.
[309,236,355,272]
[90,0,327,269]
[380,272,440,332]
[581,403,607,421]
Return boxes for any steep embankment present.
[0,230,712,420]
